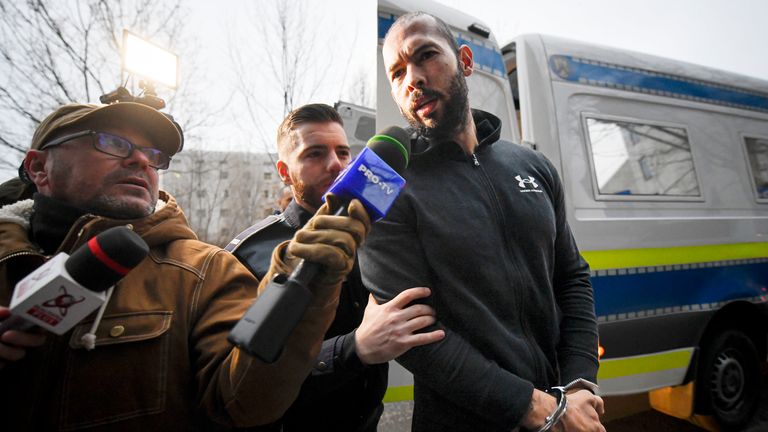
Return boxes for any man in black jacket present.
[227,103,444,431]
[359,12,605,432]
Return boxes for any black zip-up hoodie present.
[359,110,599,431]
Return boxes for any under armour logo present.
[515,175,538,189]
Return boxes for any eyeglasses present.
[39,130,172,170]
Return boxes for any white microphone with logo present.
[0,226,149,335]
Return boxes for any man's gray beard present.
[404,69,470,143]
[85,194,155,220]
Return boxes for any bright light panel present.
[122,30,178,89]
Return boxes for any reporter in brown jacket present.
[0,102,369,431]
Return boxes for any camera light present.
[122,30,178,89]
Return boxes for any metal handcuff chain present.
[534,378,599,432]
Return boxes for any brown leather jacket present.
[0,191,340,431]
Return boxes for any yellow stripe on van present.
[597,349,693,380]
[383,350,693,402]
[383,385,414,403]
[582,242,768,271]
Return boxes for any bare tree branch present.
[0,135,26,154]
[0,0,213,166]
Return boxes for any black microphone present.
[228,126,411,362]
[0,226,149,335]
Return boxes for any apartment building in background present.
[161,150,284,246]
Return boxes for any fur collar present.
[0,199,34,230]
[0,198,168,231]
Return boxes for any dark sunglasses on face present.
[39,130,172,170]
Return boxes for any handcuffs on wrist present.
[534,379,599,432]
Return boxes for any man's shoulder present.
[225,214,292,253]
[494,138,543,160]
[492,140,557,175]
[225,214,295,280]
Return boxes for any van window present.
[744,137,768,201]
[354,115,375,142]
[585,117,700,198]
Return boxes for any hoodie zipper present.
[469,151,546,385]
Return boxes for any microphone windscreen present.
[65,227,150,292]
[366,126,411,174]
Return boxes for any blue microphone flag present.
[325,147,406,221]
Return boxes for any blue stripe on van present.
[378,14,506,78]
[456,36,505,77]
[378,14,396,40]
[592,261,768,318]
[550,55,768,113]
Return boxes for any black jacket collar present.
[282,199,313,230]
[411,109,502,161]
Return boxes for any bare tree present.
[345,67,375,109]
[0,0,247,239]
[227,0,349,157]
[162,151,232,243]
[0,0,209,176]
[263,0,332,117]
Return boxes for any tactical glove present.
[258,194,371,296]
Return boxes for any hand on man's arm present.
[355,287,445,365]
[0,306,46,370]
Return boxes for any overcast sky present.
[184,0,376,153]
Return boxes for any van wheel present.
[697,329,760,431]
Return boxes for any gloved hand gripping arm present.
[229,194,371,363]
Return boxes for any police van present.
[335,101,375,155]
[376,0,768,430]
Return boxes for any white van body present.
[335,101,375,155]
[376,0,768,428]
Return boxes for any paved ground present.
[378,401,414,432]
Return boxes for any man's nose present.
[327,152,343,174]
[123,147,151,169]
[406,64,425,94]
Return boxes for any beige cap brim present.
[32,102,182,157]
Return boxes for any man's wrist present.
[522,379,599,431]
[534,387,567,432]
[342,329,367,370]
[521,389,557,431]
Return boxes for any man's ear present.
[458,45,474,77]
[23,150,51,189]
[276,160,292,185]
